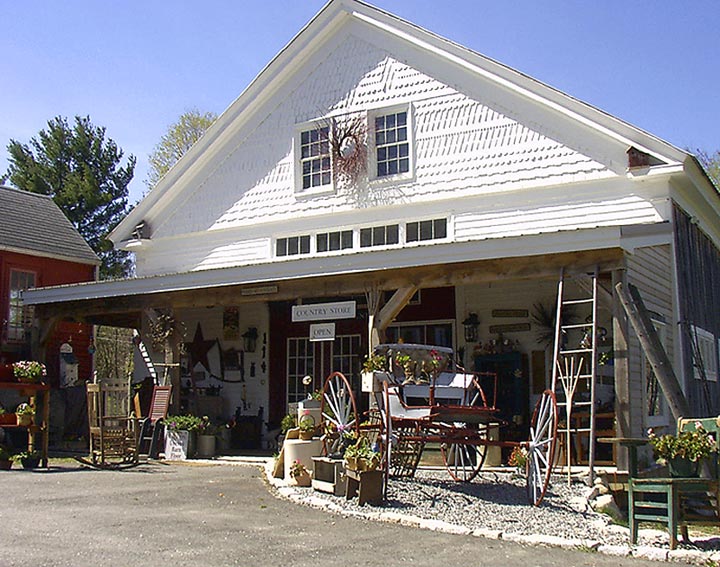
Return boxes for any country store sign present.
[291,300,356,322]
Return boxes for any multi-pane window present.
[317,230,353,253]
[276,235,311,257]
[287,338,314,404]
[300,126,331,190]
[692,326,718,382]
[375,111,409,177]
[7,270,35,342]
[360,224,399,248]
[332,335,361,379]
[406,219,447,242]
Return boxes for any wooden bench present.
[628,416,720,549]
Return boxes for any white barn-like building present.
[25,0,720,463]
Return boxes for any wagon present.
[319,344,558,506]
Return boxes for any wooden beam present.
[375,285,418,333]
[615,282,690,421]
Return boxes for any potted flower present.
[298,413,316,440]
[195,416,217,458]
[15,403,34,427]
[12,360,46,384]
[17,450,41,470]
[344,436,380,472]
[648,423,717,477]
[289,460,311,487]
[361,353,388,393]
[164,414,203,460]
[0,445,14,470]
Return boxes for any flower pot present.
[292,470,312,487]
[21,456,40,470]
[16,414,33,427]
[668,457,699,478]
[344,456,357,471]
[196,434,216,458]
[299,429,314,441]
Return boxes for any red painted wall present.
[0,250,96,385]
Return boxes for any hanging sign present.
[292,300,356,322]
[310,323,336,342]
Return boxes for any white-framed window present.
[406,218,447,242]
[644,319,668,427]
[276,235,311,257]
[692,325,718,382]
[7,269,36,342]
[295,123,332,194]
[360,224,399,248]
[316,230,353,253]
[370,105,413,181]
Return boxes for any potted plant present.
[195,416,217,458]
[12,360,47,384]
[164,414,203,460]
[289,459,311,487]
[15,403,34,427]
[344,436,380,472]
[361,353,387,393]
[648,423,716,477]
[0,445,14,470]
[17,450,41,470]
[298,413,316,440]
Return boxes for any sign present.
[489,323,532,334]
[292,300,356,322]
[492,309,529,318]
[310,323,336,342]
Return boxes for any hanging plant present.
[531,301,575,349]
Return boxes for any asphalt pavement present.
[0,461,665,567]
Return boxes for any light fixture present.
[242,327,258,353]
[462,312,480,343]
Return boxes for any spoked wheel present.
[440,424,487,482]
[526,389,558,506]
[320,371,359,457]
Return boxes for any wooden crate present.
[311,456,346,496]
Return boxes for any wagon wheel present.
[526,389,558,506]
[320,371,359,457]
[440,424,487,482]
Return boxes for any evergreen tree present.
[5,116,135,279]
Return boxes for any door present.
[286,335,362,405]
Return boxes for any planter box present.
[361,371,391,393]
[165,430,189,460]
[312,456,346,496]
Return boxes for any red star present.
[186,323,216,375]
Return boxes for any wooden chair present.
[79,381,139,469]
[137,385,172,459]
[629,416,720,549]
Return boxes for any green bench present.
[628,416,720,549]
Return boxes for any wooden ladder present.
[551,266,600,484]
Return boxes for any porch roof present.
[23,231,626,328]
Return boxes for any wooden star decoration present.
[186,323,216,375]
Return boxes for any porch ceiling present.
[28,248,625,326]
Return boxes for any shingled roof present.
[0,186,99,265]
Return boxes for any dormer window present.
[297,125,332,193]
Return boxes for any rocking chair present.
[137,385,172,459]
[78,381,139,469]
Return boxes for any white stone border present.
[260,460,718,565]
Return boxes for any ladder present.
[551,266,599,484]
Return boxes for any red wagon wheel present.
[526,389,558,506]
[320,371,359,457]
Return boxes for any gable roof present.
[109,0,706,244]
[0,186,99,265]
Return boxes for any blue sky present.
[1,1,718,204]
